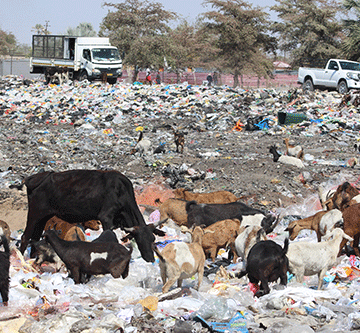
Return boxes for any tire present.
[78,71,88,81]
[337,80,348,94]
[302,78,314,92]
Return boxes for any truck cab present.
[30,35,122,84]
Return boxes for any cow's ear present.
[153,229,166,237]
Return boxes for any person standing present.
[145,67,152,85]
[206,73,213,86]
[156,71,161,84]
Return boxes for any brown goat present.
[173,188,239,204]
[285,209,343,242]
[200,219,242,262]
[44,216,101,241]
[154,226,205,293]
[324,182,359,211]
[339,203,360,256]
[158,198,188,226]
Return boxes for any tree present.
[99,0,177,82]
[32,22,51,35]
[202,0,276,87]
[342,0,360,61]
[165,20,218,83]
[271,0,343,67]
[66,22,97,37]
[0,29,16,56]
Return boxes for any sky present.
[1,0,276,46]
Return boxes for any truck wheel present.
[337,80,348,94]
[79,71,88,81]
[302,79,314,92]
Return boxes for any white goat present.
[287,228,353,290]
[269,145,304,168]
[154,226,205,293]
[234,225,267,261]
[318,209,343,237]
[283,138,304,160]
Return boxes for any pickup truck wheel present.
[79,71,88,81]
[337,80,348,94]
[303,79,314,92]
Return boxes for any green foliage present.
[0,29,16,55]
[271,0,343,67]
[342,0,360,61]
[65,22,97,37]
[202,0,276,87]
[99,0,177,81]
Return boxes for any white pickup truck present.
[298,59,360,94]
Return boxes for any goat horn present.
[124,226,136,233]
[152,218,168,228]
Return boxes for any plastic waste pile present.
[1,76,360,331]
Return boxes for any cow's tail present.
[0,235,9,254]
[185,200,197,213]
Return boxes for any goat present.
[34,229,121,277]
[174,130,186,153]
[283,138,304,160]
[0,235,10,305]
[186,201,278,234]
[287,228,353,290]
[285,209,343,242]
[44,229,132,284]
[154,226,205,293]
[173,188,240,204]
[269,145,304,168]
[234,225,267,262]
[196,218,242,262]
[130,131,152,155]
[324,182,359,211]
[318,186,336,210]
[237,239,289,297]
[339,203,360,256]
[0,220,11,244]
[44,216,101,242]
[158,198,188,226]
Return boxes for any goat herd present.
[0,169,359,307]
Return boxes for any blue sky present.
[1,0,276,46]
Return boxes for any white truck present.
[298,59,360,94]
[30,35,122,84]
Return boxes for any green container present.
[278,112,307,125]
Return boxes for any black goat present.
[44,230,132,284]
[186,201,278,234]
[0,235,10,305]
[237,239,289,297]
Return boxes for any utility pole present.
[44,21,50,35]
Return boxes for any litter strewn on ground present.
[1,76,360,331]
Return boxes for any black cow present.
[11,169,165,262]
[186,201,278,234]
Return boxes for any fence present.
[0,58,300,88]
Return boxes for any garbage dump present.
[1,75,360,331]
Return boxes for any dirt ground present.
[1,112,359,235]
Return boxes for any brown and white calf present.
[154,226,205,293]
